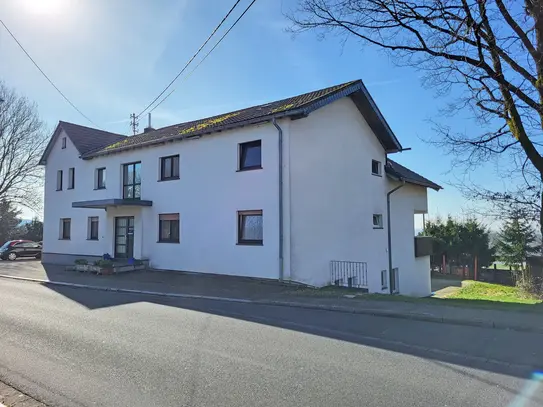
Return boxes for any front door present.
[114,216,134,259]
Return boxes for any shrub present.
[516,270,543,298]
[94,259,114,268]
[74,259,88,265]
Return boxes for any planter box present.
[70,261,148,275]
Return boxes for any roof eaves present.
[83,109,305,159]
[38,123,64,166]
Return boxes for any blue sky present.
[0,0,505,225]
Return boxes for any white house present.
[39,80,441,296]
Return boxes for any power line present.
[0,19,101,129]
[137,0,244,118]
[149,0,258,114]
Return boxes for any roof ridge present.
[137,79,362,136]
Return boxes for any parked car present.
[0,240,42,260]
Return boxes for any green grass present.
[288,282,543,313]
[447,281,541,304]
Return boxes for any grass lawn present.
[447,281,541,305]
[290,282,543,313]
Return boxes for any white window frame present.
[373,214,383,229]
[61,137,66,149]
[371,160,382,176]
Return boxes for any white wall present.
[43,124,282,279]
[388,181,431,297]
[288,97,390,291]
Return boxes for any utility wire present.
[137,0,243,118]
[0,19,101,128]
[149,0,258,114]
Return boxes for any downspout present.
[272,118,284,281]
[387,179,405,294]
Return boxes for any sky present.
[0,0,508,226]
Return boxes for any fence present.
[478,266,517,286]
[330,260,368,288]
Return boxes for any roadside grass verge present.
[290,282,543,313]
[447,281,541,304]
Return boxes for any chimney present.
[144,113,155,133]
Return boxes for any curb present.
[0,273,541,334]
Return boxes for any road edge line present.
[0,273,539,334]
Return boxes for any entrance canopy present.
[72,199,153,209]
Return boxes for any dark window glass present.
[56,170,63,191]
[89,217,99,240]
[372,160,381,175]
[239,140,261,170]
[238,210,263,245]
[123,162,141,199]
[68,168,75,189]
[96,168,106,189]
[160,155,179,180]
[61,219,71,240]
[158,214,180,243]
[62,137,66,149]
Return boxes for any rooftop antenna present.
[129,113,139,136]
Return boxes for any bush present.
[74,259,88,265]
[94,259,114,268]
[516,270,543,298]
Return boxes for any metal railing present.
[330,260,368,288]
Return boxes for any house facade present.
[40,80,441,296]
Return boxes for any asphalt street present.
[0,278,543,407]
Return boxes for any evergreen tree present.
[20,218,43,242]
[495,216,539,270]
[0,200,21,244]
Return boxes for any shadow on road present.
[42,282,543,384]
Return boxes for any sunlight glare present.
[22,0,66,15]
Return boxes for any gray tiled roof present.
[39,121,127,165]
[82,79,403,158]
[58,121,127,155]
[386,159,442,191]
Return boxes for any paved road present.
[0,278,543,407]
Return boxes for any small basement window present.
[239,140,262,171]
[373,214,383,229]
[371,160,382,176]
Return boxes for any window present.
[160,155,179,181]
[237,210,263,245]
[68,167,75,189]
[122,162,141,199]
[239,140,261,171]
[60,218,71,240]
[96,168,106,189]
[158,213,180,243]
[381,270,388,290]
[88,217,99,240]
[61,137,66,149]
[56,170,63,191]
[373,214,383,229]
[372,160,382,176]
